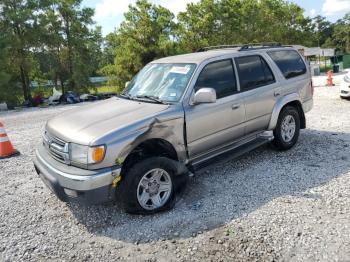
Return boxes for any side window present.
[235,55,275,91]
[195,59,237,99]
[268,50,307,79]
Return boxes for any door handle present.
[231,104,240,110]
[274,91,280,97]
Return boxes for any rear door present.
[234,54,279,134]
[185,59,246,158]
[267,50,311,101]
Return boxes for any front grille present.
[43,131,69,164]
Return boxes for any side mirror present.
[125,81,130,88]
[193,88,216,104]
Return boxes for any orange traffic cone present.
[0,120,20,159]
[326,70,334,86]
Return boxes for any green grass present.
[91,85,121,94]
[31,86,53,98]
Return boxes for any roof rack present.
[197,42,286,52]
[239,42,283,51]
[196,45,241,52]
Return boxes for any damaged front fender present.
[89,105,188,169]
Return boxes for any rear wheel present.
[273,106,300,150]
[119,157,180,214]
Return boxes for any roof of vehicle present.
[152,45,296,64]
[152,49,239,64]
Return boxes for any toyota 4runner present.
[34,44,313,214]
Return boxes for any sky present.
[81,0,350,35]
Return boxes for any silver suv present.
[34,44,313,214]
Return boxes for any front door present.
[185,59,246,158]
[234,54,278,134]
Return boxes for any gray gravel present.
[1,85,350,261]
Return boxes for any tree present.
[0,24,13,103]
[101,32,119,66]
[101,0,177,88]
[312,15,333,47]
[176,0,315,51]
[0,0,47,102]
[331,13,350,53]
[0,18,23,107]
[38,0,101,93]
[176,0,219,52]
[39,5,68,91]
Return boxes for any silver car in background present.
[34,43,313,214]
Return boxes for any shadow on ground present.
[68,129,350,243]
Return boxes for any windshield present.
[123,63,196,103]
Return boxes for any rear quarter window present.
[268,50,307,79]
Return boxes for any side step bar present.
[189,134,274,172]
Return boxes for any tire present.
[118,157,184,215]
[272,106,300,150]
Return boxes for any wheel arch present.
[268,94,306,130]
[120,138,180,175]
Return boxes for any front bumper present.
[34,145,121,204]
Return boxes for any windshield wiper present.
[135,95,169,104]
[119,93,133,100]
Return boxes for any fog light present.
[64,188,78,197]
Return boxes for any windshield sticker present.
[170,92,177,97]
[170,66,191,74]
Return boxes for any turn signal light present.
[91,146,105,163]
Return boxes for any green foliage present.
[89,85,121,94]
[0,17,22,106]
[176,0,315,51]
[41,0,101,93]
[100,0,177,88]
[1,0,350,106]
[0,0,48,102]
[329,14,350,53]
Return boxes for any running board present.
[189,133,274,172]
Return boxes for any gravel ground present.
[1,84,350,261]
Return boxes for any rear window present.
[268,50,307,79]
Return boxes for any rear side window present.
[195,59,237,99]
[235,55,275,91]
[268,50,307,79]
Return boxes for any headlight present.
[69,143,106,165]
[344,75,350,83]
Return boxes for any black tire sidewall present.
[273,106,300,150]
[118,157,177,215]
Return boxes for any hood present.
[46,97,169,145]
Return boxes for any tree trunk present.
[65,19,74,91]
[59,76,65,94]
[14,24,31,103]
[54,74,58,89]
[19,63,31,102]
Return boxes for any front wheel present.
[119,157,179,214]
[273,106,300,150]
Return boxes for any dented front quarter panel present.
[90,104,187,169]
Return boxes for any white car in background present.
[340,71,350,98]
